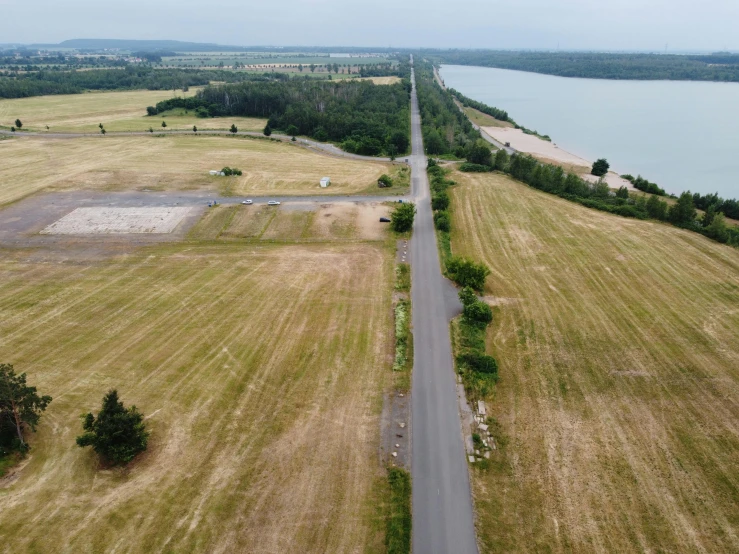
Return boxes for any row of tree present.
[1,364,148,466]
[151,79,412,157]
[426,50,739,82]
[0,67,291,98]
[414,60,481,157]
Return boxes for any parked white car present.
[267,200,281,206]
[241,200,253,205]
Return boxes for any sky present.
[2,0,738,51]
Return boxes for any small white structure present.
[320,177,331,188]
[209,170,219,176]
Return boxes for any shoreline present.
[480,125,637,192]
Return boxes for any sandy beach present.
[482,126,636,191]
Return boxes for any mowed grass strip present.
[0,243,393,553]
[0,88,267,133]
[0,135,395,206]
[450,171,739,553]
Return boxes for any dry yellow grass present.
[0,88,266,133]
[0,242,393,553]
[462,106,513,129]
[0,135,397,206]
[193,203,392,242]
[450,171,739,553]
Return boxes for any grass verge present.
[385,467,412,554]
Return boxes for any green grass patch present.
[395,263,410,292]
[385,468,411,554]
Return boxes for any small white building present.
[320,177,331,188]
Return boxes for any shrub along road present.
[409,60,479,554]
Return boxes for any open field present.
[0,241,394,553]
[462,106,512,128]
[189,201,392,242]
[0,89,267,133]
[0,135,400,206]
[449,171,739,553]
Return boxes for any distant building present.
[320,177,331,188]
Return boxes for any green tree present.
[494,148,509,171]
[309,64,316,73]
[466,140,493,166]
[424,130,445,155]
[591,158,610,177]
[263,124,272,136]
[146,106,157,116]
[378,174,393,188]
[192,125,197,133]
[76,389,149,465]
[230,124,238,134]
[10,127,15,132]
[391,203,416,233]
[286,124,298,136]
[101,128,106,135]
[0,364,52,451]
[98,123,104,130]
[463,300,493,327]
[616,186,630,199]
[434,211,450,232]
[389,130,409,153]
[14,119,22,129]
[702,204,717,227]
[298,63,303,72]
[646,194,668,220]
[161,121,167,128]
[704,212,729,243]
[669,191,697,226]
[458,286,477,307]
[431,191,449,211]
[148,127,153,133]
[446,256,490,291]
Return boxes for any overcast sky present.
[2,0,738,51]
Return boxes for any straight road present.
[409,62,479,553]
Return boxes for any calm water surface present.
[440,65,739,198]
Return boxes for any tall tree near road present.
[0,364,52,451]
[14,119,22,129]
[591,158,610,176]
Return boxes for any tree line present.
[151,79,412,157]
[447,86,551,140]
[414,59,481,157]
[0,67,289,98]
[425,50,739,82]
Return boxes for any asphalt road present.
[409,62,479,553]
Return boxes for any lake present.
[440,65,739,199]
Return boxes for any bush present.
[591,158,610,177]
[459,162,493,173]
[457,352,498,376]
[463,300,493,327]
[221,167,242,176]
[434,211,450,232]
[390,203,416,233]
[263,124,272,136]
[146,106,157,116]
[446,256,490,291]
[285,124,299,136]
[378,174,393,188]
[431,191,449,210]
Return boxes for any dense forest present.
[153,79,412,156]
[0,67,294,98]
[425,50,739,82]
[414,59,481,157]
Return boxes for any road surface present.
[409,61,479,554]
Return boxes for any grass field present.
[449,171,739,553]
[0,89,267,133]
[0,240,395,553]
[462,106,513,129]
[0,135,400,206]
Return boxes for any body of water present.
[440,65,739,199]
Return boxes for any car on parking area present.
[267,200,281,206]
